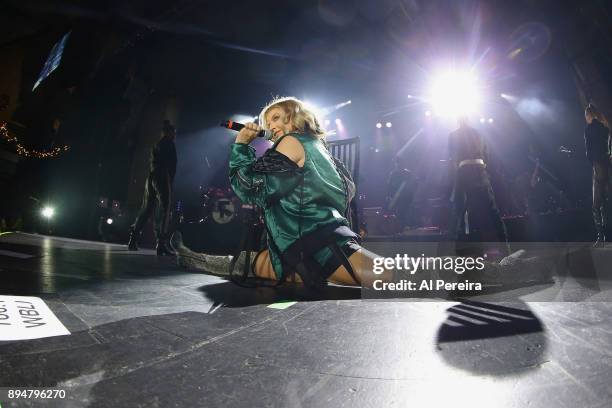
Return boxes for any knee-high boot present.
[170,231,257,276]
[127,227,139,251]
[593,207,606,247]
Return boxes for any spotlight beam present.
[379,100,425,117]
[397,128,424,157]
[320,99,353,116]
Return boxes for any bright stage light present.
[325,119,331,126]
[428,70,481,118]
[376,123,382,128]
[106,218,114,225]
[480,117,486,123]
[335,118,344,132]
[304,100,330,120]
[41,207,55,219]
[425,110,432,117]
[385,122,392,128]
[334,100,351,109]
[407,94,413,99]
[488,118,494,123]
[320,100,352,117]
[231,114,259,125]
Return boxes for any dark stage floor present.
[0,232,611,407]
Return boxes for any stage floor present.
[0,232,611,407]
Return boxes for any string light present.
[0,122,70,158]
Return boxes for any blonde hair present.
[585,103,609,128]
[258,96,326,139]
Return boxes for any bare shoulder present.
[276,135,305,167]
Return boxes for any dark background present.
[1,0,611,244]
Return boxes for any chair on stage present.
[326,137,360,232]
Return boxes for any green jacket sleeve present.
[229,142,304,209]
[229,143,266,207]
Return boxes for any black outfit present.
[448,125,508,243]
[584,119,611,240]
[131,136,177,241]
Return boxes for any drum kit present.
[176,186,263,253]
[199,187,241,225]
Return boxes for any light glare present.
[42,207,55,219]
[429,70,481,118]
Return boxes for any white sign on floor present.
[0,296,70,341]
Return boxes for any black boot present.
[593,232,606,248]
[593,216,605,248]
[156,235,175,256]
[127,228,139,251]
[593,208,606,248]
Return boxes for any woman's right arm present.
[229,143,266,207]
[229,124,304,207]
[228,123,268,206]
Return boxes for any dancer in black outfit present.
[447,116,509,248]
[584,103,611,247]
[128,120,177,255]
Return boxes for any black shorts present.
[319,238,362,279]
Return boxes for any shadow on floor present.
[197,280,362,307]
[435,300,548,376]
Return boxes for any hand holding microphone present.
[220,120,273,143]
[236,122,261,145]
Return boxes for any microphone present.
[220,120,273,140]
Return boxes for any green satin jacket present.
[229,132,351,279]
